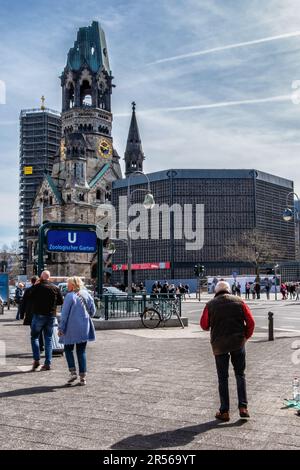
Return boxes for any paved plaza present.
[0,306,299,450]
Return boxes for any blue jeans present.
[31,315,55,365]
[215,346,248,413]
[16,304,21,320]
[64,342,87,374]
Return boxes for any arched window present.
[66,83,75,109]
[79,193,84,201]
[96,189,101,200]
[80,80,92,107]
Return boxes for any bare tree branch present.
[225,229,282,275]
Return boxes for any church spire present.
[124,102,145,177]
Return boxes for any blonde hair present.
[67,276,84,292]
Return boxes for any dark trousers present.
[215,346,247,413]
[64,342,87,374]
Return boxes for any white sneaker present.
[79,377,87,386]
[66,372,77,385]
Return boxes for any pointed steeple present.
[124,102,145,177]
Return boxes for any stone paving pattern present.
[0,308,300,450]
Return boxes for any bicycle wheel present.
[141,308,161,329]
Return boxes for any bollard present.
[268,311,274,341]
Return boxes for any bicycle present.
[141,296,184,329]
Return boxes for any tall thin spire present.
[124,102,145,177]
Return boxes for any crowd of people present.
[279,282,300,300]
[229,280,300,301]
[16,270,96,385]
[151,281,190,299]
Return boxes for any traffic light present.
[194,264,205,277]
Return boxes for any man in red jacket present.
[200,281,255,422]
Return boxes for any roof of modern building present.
[65,21,110,74]
[113,169,293,190]
[20,108,61,118]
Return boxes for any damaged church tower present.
[27,21,121,278]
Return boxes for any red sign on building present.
[112,261,171,271]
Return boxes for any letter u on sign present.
[68,232,77,244]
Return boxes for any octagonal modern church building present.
[27,22,122,278]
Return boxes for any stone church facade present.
[26,21,122,278]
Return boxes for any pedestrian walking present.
[58,277,96,386]
[19,276,44,352]
[231,282,236,295]
[245,282,250,300]
[296,283,300,301]
[280,282,287,300]
[250,283,256,299]
[184,284,191,298]
[200,281,255,422]
[254,281,261,300]
[30,271,64,371]
[265,281,271,300]
[15,283,25,320]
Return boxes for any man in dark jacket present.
[200,281,255,422]
[20,276,44,351]
[30,271,63,371]
[15,283,24,320]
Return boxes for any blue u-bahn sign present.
[47,230,97,253]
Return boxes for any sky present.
[1,0,300,246]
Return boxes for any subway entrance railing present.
[94,294,182,320]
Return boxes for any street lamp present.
[282,192,300,222]
[127,171,155,294]
[274,263,279,301]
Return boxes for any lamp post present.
[282,192,300,222]
[274,263,279,301]
[126,171,155,295]
[282,191,300,274]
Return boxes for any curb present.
[93,317,188,330]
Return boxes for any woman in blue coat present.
[58,276,96,386]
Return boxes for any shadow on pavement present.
[5,353,33,358]
[0,370,32,379]
[0,317,18,322]
[111,419,247,450]
[0,385,69,398]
